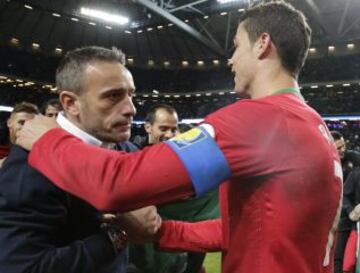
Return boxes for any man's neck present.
[248,68,299,99]
[57,112,114,148]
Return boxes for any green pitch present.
[203,252,221,273]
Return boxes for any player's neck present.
[249,70,299,99]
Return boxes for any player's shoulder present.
[205,98,281,123]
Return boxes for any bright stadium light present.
[0,105,13,112]
[217,0,242,4]
[80,7,129,25]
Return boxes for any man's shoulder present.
[1,145,30,171]
[345,150,360,166]
[0,145,65,201]
[204,98,284,129]
[116,141,139,152]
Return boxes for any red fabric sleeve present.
[157,219,223,252]
[28,128,194,212]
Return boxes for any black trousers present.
[334,229,351,273]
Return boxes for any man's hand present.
[16,115,60,150]
[0,157,6,168]
[349,203,360,221]
[103,206,162,244]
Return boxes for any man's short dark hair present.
[145,104,177,124]
[56,46,126,94]
[41,98,62,114]
[11,102,39,116]
[239,0,311,78]
[331,131,343,141]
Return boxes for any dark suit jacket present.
[0,145,127,273]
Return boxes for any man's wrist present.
[103,226,128,253]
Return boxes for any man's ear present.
[144,122,152,134]
[256,32,272,60]
[6,116,12,129]
[59,91,81,116]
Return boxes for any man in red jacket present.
[17,2,342,273]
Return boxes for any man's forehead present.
[85,61,126,76]
[335,138,345,145]
[11,112,34,118]
[84,61,135,89]
[233,23,245,43]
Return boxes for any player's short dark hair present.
[56,46,126,94]
[239,0,311,78]
[145,104,177,124]
[41,98,62,114]
[331,131,343,141]
[11,102,39,116]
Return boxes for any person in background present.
[130,104,219,273]
[331,130,360,273]
[41,98,62,118]
[7,102,39,144]
[0,111,11,167]
[0,102,39,168]
[340,167,360,273]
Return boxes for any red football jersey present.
[203,93,342,273]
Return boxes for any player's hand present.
[349,203,360,221]
[16,115,60,150]
[103,206,162,243]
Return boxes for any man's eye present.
[108,93,121,100]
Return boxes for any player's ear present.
[256,32,272,60]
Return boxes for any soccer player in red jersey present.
[17,1,342,273]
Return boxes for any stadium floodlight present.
[0,105,13,112]
[197,60,204,66]
[182,61,189,66]
[80,7,129,25]
[347,43,355,50]
[217,0,242,4]
[32,43,40,49]
[55,47,63,54]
